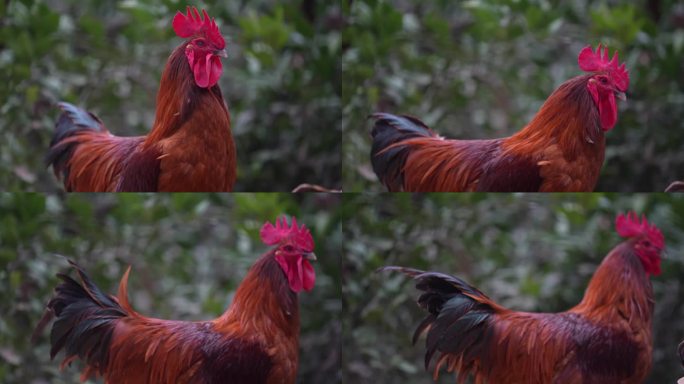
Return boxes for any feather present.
[39,246,305,383]
[369,74,607,192]
[48,19,235,192]
[387,238,657,383]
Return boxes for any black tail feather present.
[45,102,105,183]
[369,113,436,191]
[37,260,127,373]
[381,266,495,371]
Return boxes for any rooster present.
[370,45,629,192]
[46,7,236,191]
[35,217,316,384]
[382,212,663,384]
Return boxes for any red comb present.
[260,216,314,252]
[172,6,225,49]
[578,44,629,91]
[615,212,664,249]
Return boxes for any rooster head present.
[260,216,316,293]
[173,7,227,89]
[615,212,664,276]
[578,44,629,131]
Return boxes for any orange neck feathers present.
[572,242,654,322]
[144,44,229,146]
[505,74,604,159]
[216,251,300,337]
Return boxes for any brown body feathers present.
[39,253,301,384]
[371,75,605,192]
[385,238,657,383]
[47,40,235,192]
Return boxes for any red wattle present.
[301,259,315,292]
[208,56,222,88]
[276,254,316,293]
[598,92,617,131]
[187,52,222,88]
[587,83,617,131]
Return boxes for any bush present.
[342,193,684,383]
[0,193,342,383]
[343,0,684,192]
[0,0,341,191]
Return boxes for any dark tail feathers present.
[370,113,436,191]
[35,260,127,374]
[45,102,106,182]
[380,266,494,371]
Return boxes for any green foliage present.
[590,4,645,43]
[0,0,341,191]
[343,0,684,192]
[342,194,684,383]
[0,193,342,383]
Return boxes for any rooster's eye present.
[283,245,294,252]
[599,77,607,84]
[196,40,206,47]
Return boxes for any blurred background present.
[0,0,342,191]
[0,192,341,383]
[343,0,684,192]
[342,193,684,383]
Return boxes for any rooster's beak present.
[214,49,228,58]
[305,252,317,261]
[615,91,626,101]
